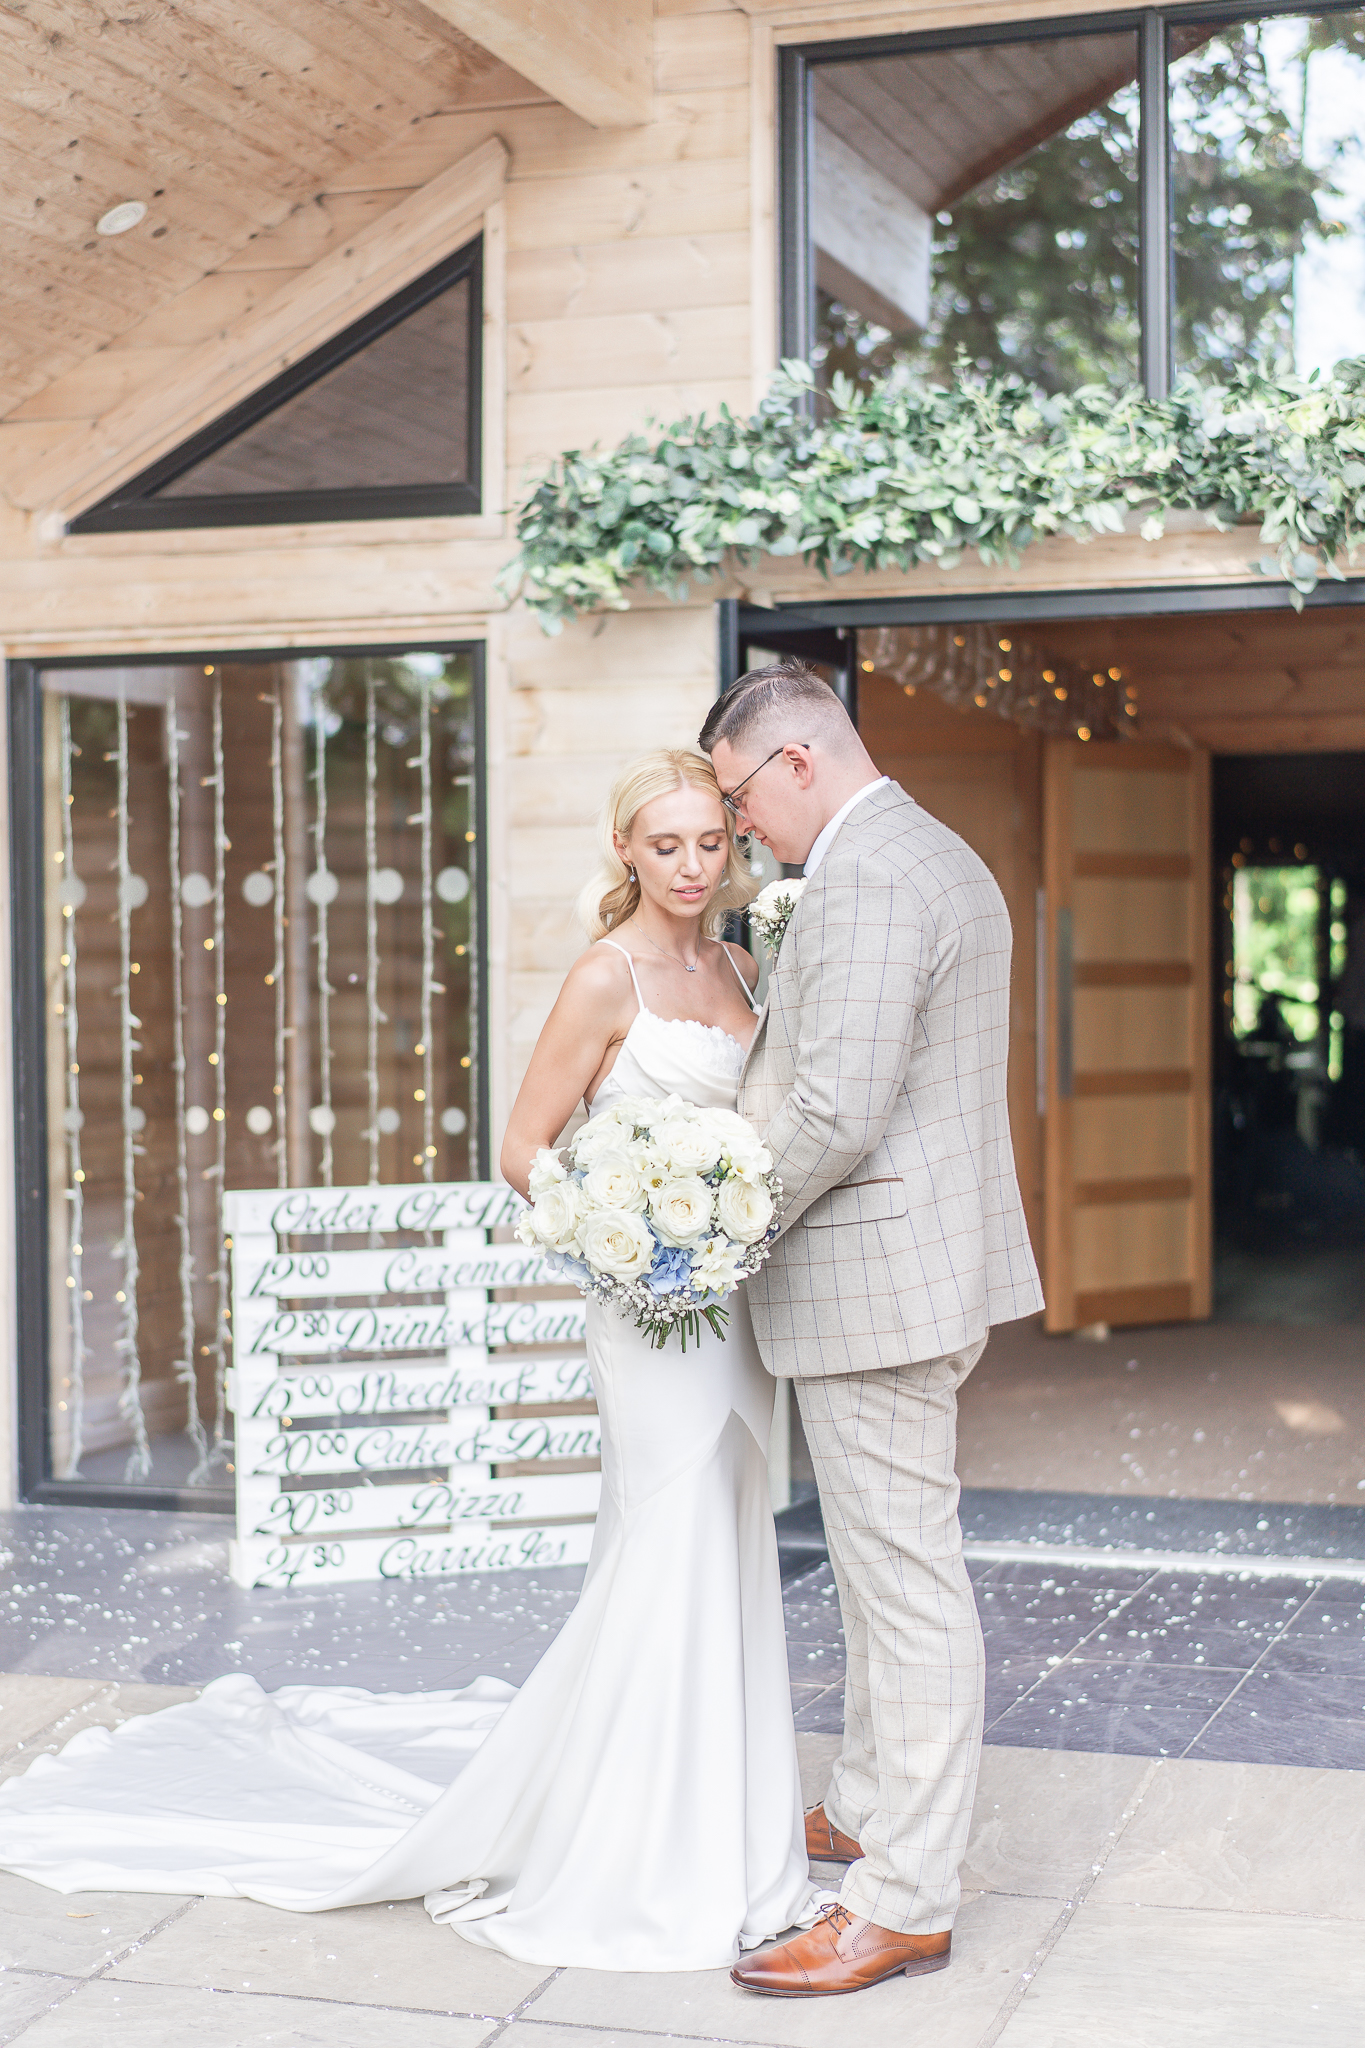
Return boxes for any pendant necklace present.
[642,929,700,973]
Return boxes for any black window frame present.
[779,1,1351,402]
[70,238,483,534]
[7,638,490,1514]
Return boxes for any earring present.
[627,867,636,882]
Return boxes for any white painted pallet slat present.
[236,1412,603,1481]
[224,1180,523,1237]
[229,1520,598,1590]
[232,1296,588,1358]
[237,1471,603,1543]
[235,1240,562,1298]
[227,1351,594,1422]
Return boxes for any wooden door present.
[1042,739,1211,1331]
[858,671,1043,1259]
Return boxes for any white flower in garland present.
[748,877,807,958]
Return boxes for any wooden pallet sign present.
[225,1180,598,1589]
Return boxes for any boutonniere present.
[748,877,807,959]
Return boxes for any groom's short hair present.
[698,661,856,758]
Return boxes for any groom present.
[701,662,1043,1998]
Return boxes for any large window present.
[11,647,485,1505]
[1171,14,1365,377]
[786,8,1365,399]
[71,240,481,531]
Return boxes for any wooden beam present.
[8,138,508,519]
[416,2,651,128]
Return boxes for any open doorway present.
[726,596,1365,1518]
[1213,751,1365,1323]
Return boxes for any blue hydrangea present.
[647,1243,693,1297]
[545,1250,591,1288]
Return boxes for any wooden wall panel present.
[508,306,750,394]
[856,672,1044,1264]
[507,231,750,321]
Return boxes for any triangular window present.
[72,239,481,532]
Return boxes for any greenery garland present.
[504,356,1365,631]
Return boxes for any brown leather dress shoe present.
[731,1903,950,1997]
[804,1805,861,1864]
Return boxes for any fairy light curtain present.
[41,652,479,1494]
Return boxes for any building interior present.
[847,602,1365,1514]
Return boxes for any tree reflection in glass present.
[1171,12,1365,378]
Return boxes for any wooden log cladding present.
[1074,1068,1193,1096]
[1075,1175,1194,1205]
[1073,851,1192,878]
[1074,961,1193,986]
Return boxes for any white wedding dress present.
[0,945,824,1971]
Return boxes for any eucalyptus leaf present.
[504,357,1365,628]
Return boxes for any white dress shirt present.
[803,777,890,876]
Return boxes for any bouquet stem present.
[644,1302,730,1352]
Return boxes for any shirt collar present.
[803,777,890,876]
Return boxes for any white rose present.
[527,1147,568,1196]
[514,1207,538,1247]
[654,1117,722,1175]
[528,1180,586,1252]
[579,1206,655,1280]
[716,1177,774,1243]
[693,1235,746,1295]
[749,878,806,927]
[649,1175,715,1248]
[582,1150,648,1213]
[571,1114,634,1168]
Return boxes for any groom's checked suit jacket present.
[738,779,1043,1375]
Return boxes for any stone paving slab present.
[994,1901,1365,2048]
[1090,1756,1365,1918]
[3,1976,495,2047]
[109,1895,550,2016]
[530,1892,1061,2047]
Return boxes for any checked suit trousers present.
[794,1335,988,1934]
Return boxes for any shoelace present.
[820,1903,855,1935]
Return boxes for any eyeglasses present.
[719,743,809,819]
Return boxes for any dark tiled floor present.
[782,1555,1365,1770]
[775,1487,1365,1581]
[3,1504,1363,1768]
[963,1488,1365,1561]
[0,1506,582,1690]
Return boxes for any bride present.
[0,749,825,1972]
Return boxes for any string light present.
[167,692,209,1483]
[114,688,150,1480]
[210,677,230,1466]
[311,681,334,1187]
[271,684,288,1189]
[57,699,86,1478]
[419,671,435,1182]
[365,677,381,1187]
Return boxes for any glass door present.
[13,646,485,1506]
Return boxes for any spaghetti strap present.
[599,938,647,1014]
[716,940,760,1013]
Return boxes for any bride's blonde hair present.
[577,748,758,941]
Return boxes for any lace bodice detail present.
[589,941,755,1117]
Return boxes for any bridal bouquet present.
[515,1094,783,1350]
